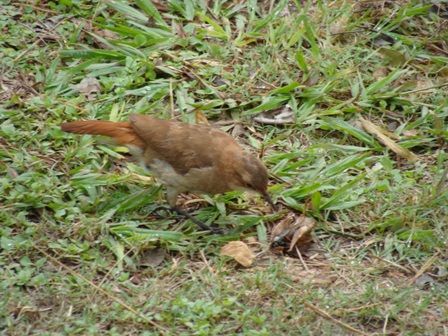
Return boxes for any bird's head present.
[236,155,276,211]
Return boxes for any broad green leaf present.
[283,182,329,199]
[311,191,321,210]
[378,47,407,66]
[321,153,370,177]
[110,224,183,241]
[295,49,308,73]
[60,49,125,60]
[270,82,300,95]
[249,0,287,33]
[243,96,289,116]
[124,82,169,98]
[365,69,407,95]
[197,12,229,40]
[320,173,366,209]
[319,117,380,149]
[302,16,320,58]
[135,0,168,27]
[324,199,366,211]
[108,0,149,23]
[184,0,195,20]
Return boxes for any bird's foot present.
[172,206,226,234]
[150,205,174,220]
[150,206,225,234]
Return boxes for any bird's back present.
[129,114,243,175]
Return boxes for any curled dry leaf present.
[329,16,348,35]
[231,123,245,138]
[414,273,435,289]
[194,110,210,125]
[372,67,388,80]
[253,104,295,125]
[378,47,407,66]
[289,217,316,252]
[220,241,255,267]
[139,247,166,267]
[359,117,418,162]
[74,77,101,100]
[270,213,316,253]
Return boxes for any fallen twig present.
[303,301,369,336]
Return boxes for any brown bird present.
[61,114,275,232]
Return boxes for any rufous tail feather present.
[61,120,144,147]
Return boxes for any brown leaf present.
[288,216,316,252]
[403,130,419,137]
[372,67,388,80]
[270,213,316,253]
[220,241,255,267]
[360,117,418,162]
[253,104,295,125]
[194,110,210,125]
[414,273,435,289]
[378,47,407,66]
[231,123,245,138]
[139,248,166,267]
[271,213,297,239]
[74,77,101,100]
[329,16,348,35]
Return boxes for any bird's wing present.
[129,114,241,175]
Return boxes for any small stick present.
[295,246,309,271]
[303,301,369,336]
[199,250,215,274]
[400,82,448,95]
[409,251,440,285]
[382,313,389,335]
[371,255,412,274]
[169,78,175,118]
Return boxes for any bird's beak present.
[262,192,277,211]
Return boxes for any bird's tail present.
[61,120,144,147]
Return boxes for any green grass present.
[1,0,447,334]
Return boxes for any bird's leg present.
[150,205,175,219]
[262,191,277,211]
[153,187,225,234]
[171,206,224,234]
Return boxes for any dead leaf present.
[74,77,101,100]
[7,165,18,179]
[431,266,448,279]
[403,130,419,137]
[288,216,316,252]
[194,110,209,125]
[372,67,388,80]
[139,248,166,267]
[359,117,418,162]
[231,123,245,138]
[271,213,296,240]
[411,78,435,97]
[220,241,255,267]
[245,236,258,245]
[378,47,407,66]
[270,213,316,254]
[253,104,295,125]
[130,273,144,285]
[414,273,435,289]
[329,16,348,35]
